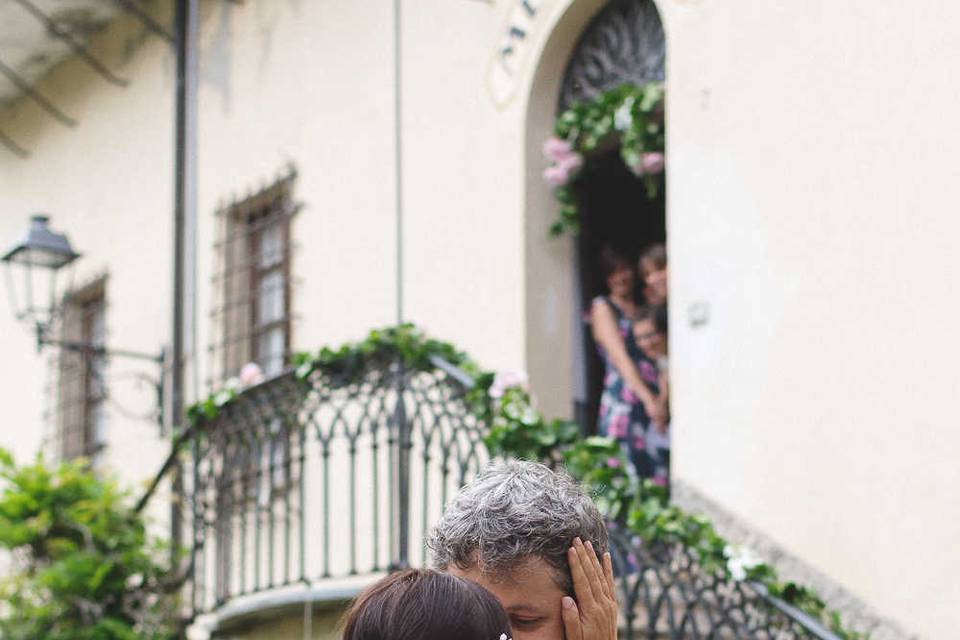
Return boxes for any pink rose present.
[543,165,570,188]
[542,136,573,162]
[606,457,621,468]
[489,369,529,399]
[555,151,583,174]
[239,362,264,386]
[640,151,665,174]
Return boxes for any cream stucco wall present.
[0,5,176,528]
[659,2,960,638]
[3,0,959,638]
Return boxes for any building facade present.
[1,0,957,637]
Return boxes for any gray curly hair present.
[427,460,607,594]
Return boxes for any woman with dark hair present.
[591,247,666,479]
[639,243,667,306]
[341,569,511,640]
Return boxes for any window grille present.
[57,278,107,462]
[210,171,297,387]
[208,170,298,536]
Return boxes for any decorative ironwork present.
[608,528,840,639]
[180,354,490,617]
[178,354,840,638]
[55,278,107,461]
[559,0,666,111]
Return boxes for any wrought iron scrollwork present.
[181,356,490,617]
[559,0,666,111]
[608,528,839,639]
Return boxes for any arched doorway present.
[521,0,668,425]
[557,0,668,431]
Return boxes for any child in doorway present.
[633,304,670,485]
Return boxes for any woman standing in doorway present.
[591,247,666,478]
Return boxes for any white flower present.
[213,388,235,407]
[489,369,530,399]
[519,405,539,425]
[724,544,764,581]
[224,377,242,393]
[614,96,635,131]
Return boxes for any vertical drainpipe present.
[171,0,198,586]
[391,0,411,572]
[394,0,403,326]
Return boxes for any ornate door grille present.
[559,0,666,111]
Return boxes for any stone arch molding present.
[559,0,666,110]
[487,0,666,110]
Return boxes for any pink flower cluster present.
[542,136,584,188]
[628,151,665,177]
[489,369,530,399]
[239,362,265,387]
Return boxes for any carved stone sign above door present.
[486,0,549,108]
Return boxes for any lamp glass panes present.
[1,215,80,337]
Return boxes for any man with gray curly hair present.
[428,460,618,640]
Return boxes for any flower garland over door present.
[543,82,665,236]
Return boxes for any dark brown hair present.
[341,569,511,640]
[653,303,668,335]
[635,303,668,336]
[640,243,667,271]
[598,245,632,282]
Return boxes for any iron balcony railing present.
[176,353,841,639]
[607,528,840,640]
[180,355,490,616]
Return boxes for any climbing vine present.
[186,324,864,639]
[543,82,666,236]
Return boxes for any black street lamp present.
[2,214,80,350]
[2,214,166,426]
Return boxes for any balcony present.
[177,350,841,639]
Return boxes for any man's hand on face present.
[561,538,618,640]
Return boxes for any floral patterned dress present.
[595,296,658,479]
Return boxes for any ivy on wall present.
[186,324,864,639]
